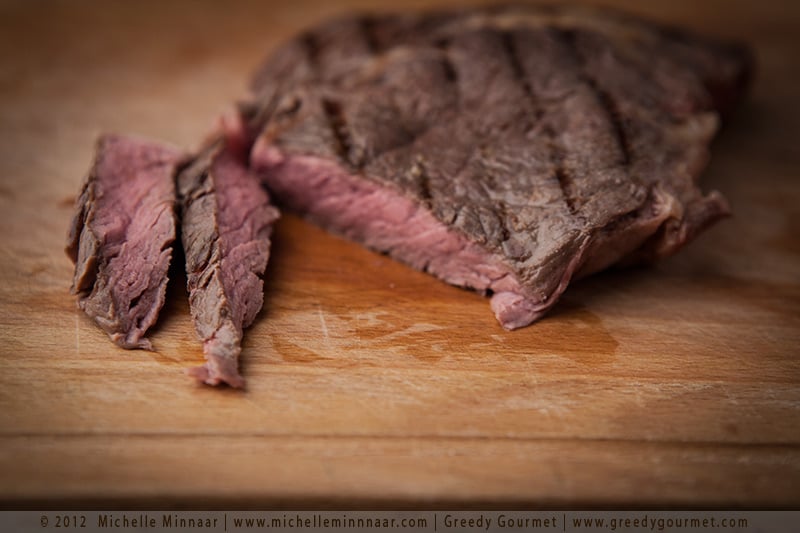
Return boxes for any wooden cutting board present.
[0,0,798,508]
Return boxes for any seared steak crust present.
[247,5,751,328]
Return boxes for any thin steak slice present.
[177,135,280,388]
[66,134,182,348]
[246,4,752,329]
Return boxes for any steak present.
[67,134,182,348]
[177,134,280,388]
[245,4,752,329]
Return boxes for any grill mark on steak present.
[558,28,632,167]
[321,98,359,168]
[494,202,512,243]
[544,121,580,218]
[440,55,458,85]
[502,30,579,217]
[554,165,579,217]
[472,162,514,244]
[584,77,631,167]
[434,39,459,84]
[360,16,381,53]
[500,31,543,128]
[302,32,321,78]
[244,88,287,141]
[410,157,433,204]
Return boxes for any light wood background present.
[0,0,798,508]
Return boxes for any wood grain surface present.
[0,0,798,508]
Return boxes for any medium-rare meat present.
[177,135,280,388]
[246,4,752,329]
[66,134,182,348]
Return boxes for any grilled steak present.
[246,4,752,329]
[177,135,280,387]
[67,134,182,348]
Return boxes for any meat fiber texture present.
[177,137,280,388]
[245,4,753,330]
[66,134,182,349]
[67,130,279,388]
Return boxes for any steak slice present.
[246,4,752,329]
[177,135,280,388]
[66,134,182,348]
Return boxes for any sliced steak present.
[66,134,182,348]
[177,135,280,388]
[246,4,751,329]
